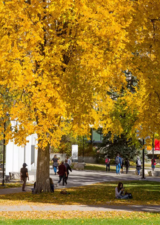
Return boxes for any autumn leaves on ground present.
[1,181,160,224]
[0,181,159,206]
[1,212,160,225]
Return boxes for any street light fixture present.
[2,120,6,186]
[141,138,145,179]
[2,113,10,186]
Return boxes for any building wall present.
[5,126,38,175]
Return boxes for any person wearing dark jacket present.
[125,158,130,174]
[57,161,67,186]
[64,159,72,184]
[20,163,29,192]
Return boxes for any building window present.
[31,145,35,164]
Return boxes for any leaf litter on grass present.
[0,181,160,206]
[0,211,159,220]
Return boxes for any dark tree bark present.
[35,143,50,193]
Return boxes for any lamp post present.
[83,136,84,162]
[152,134,155,164]
[2,121,6,186]
[141,138,145,179]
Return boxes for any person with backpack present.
[115,182,132,199]
[52,155,59,175]
[115,154,121,174]
[119,155,123,173]
[151,158,156,171]
[49,177,54,192]
[105,156,110,172]
[136,156,141,175]
[125,158,130,174]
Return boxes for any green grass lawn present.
[0,218,160,225]
[84,163,135,171]
[1,181,160,206]
[84,163,160,172]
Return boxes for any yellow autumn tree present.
[0,0,133,192]
[122,0,160,141]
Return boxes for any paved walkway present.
[0,170,160,195]
[0,204,160,212]
[0,170,160,213]
[0,171,160,213]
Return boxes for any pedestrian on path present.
[151,158,156,171]
[67,156,72,166]
[105,156,110,172]
[125,158,130,174]
[136,156,141,175]
[57,161,67,186]
[115,154,121,174]
[120,155,124,173]
[20,163,29,192]
[64,159,72,184]
[52,155,59,175]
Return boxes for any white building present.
[5,121,38,176]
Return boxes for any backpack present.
[152,159,156,166]
[105,158,109,164]
[128,193,133,199]
[137,159,141,166]
[115,157,120,165]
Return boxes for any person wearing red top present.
[151,158,156,171]
[57,161,67,186]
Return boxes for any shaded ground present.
[1,204,160,212]
[0,181,160,207]
[0,169,143,195]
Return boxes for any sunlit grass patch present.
[0,181,160,206]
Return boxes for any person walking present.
[105,156,110,172]
[120,155,123,173]
[64,159,72,184]
[67,157,71,166]
[20,163,29,192]
[57,161,67,186]
[125,158,130,174]
[52,155,59,175]
[136,156,141,175]
[115,154,121,174]
[151,158,156,171]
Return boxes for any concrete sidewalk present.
[0,204,160,212]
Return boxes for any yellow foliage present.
[0,0,160,149]
[0,0,132,148]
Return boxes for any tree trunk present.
[35,144,50,193]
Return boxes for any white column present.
[18,145,25,172]
[5,141,14,175]
[25,135,32,171]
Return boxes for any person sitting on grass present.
[115,182,130,199]
[50,177,54,192]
